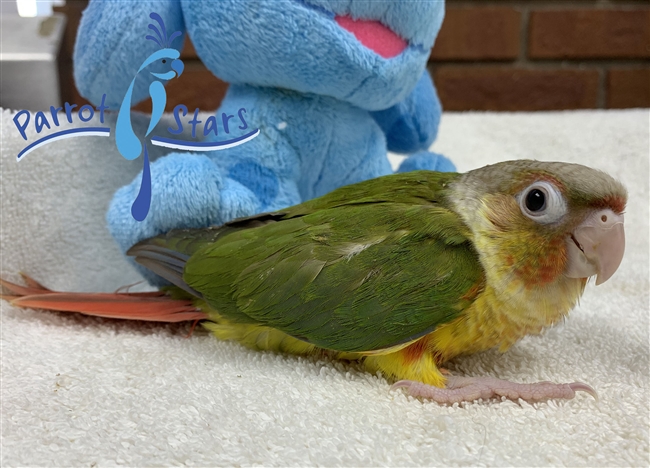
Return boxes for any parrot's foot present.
[391,376,597,404]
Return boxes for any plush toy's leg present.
[392,376,597,404]
[370,71,442,154]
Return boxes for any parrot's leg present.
[363,339,448,388]
[391,376,597,404]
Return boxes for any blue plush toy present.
[74,0,454,284]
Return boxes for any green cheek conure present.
[1,160,627,404]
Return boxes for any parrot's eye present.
[162,59,167,64]
[518,181,567,224]
[526,189,545,212]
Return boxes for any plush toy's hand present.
[370,71,442,154]
[107,153,261,285]
[397,151,456,173]
[74,0,186,109]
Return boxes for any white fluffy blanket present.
[1,108,648,466]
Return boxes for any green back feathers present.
[132,170,485,353]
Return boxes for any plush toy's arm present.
[73,0,186,109]
[369,70,442,154]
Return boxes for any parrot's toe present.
[391,376,598,404]
[568,381,599,401]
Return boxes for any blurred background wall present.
[56,0,649,113]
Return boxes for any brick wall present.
[430,1,650,110]
[56,1,649,112]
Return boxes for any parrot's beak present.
[565,209,625,285]
[171,59,184,78]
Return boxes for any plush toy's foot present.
[397,151,456,173]
[391,376,597,404]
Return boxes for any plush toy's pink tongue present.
[335,15,407,58]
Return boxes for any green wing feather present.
[134,171,485,353]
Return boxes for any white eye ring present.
[518,181,567,224]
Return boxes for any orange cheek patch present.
[483,192,567,287]
[537,263,562,284]
[514,262,535,282]
[515,237,567,286]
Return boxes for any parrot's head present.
[451,160,627,290]
[138,48,185,81]
[138,13,184,81]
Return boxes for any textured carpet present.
[1,108,648,466]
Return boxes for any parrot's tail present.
[0,273,207,323]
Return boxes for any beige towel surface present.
[1,108,648,466]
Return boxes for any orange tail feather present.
[1,275,207,323]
